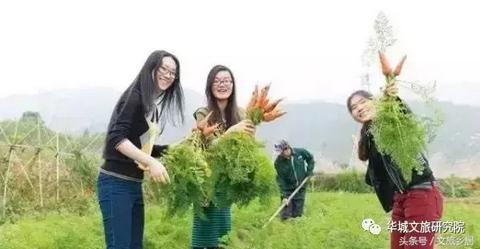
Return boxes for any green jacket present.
[274,147,315,198]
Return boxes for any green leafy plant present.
[372,96,427,180]
[203,84,286,208]
[207,132,277,208]
[371,53,427,181]
[158,130,214,217]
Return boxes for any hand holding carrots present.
[148,159,170,184]
[245,84,286,125]
[384,81,399,97]
[225,119,255,136]
[193,111,220,136]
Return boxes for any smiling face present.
[155,56,177,91]
[211,70,233,100]
[349,94,376,123]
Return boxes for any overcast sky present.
[1,0,479,107]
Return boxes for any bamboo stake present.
[56,132,60,202]
[15,126,37,145]
[2,121,21,217]
[11,151,35,190]
[2,148,13,218]
[80,134,102,153]
[0,124,11,144]
[37,119,44,207]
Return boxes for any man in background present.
[274,139,315,220]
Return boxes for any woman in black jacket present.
[97,50,184,249]
[346,84,443,249]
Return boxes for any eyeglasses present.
[157,66,176,78]
[213,79,233,86]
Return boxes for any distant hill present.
[0,87,479,177]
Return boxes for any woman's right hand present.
[384,80,399,97]
[225,119,255,135]
[148,160,170,184]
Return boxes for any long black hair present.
[347,90,373,161]
[123,50,184,126]
[205,65,241,129]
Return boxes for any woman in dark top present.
[346,84,443,249]
[97,50,184,249]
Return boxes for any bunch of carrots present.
[378,51,407,89]
[246,84,286,125]
[152,85,286,212]
[153,112,219,216]
[372,51,427,180]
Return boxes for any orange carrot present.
[255,84,271,108]
[246,85,259,112]
[379,52,392,76]
[202,123,219,136]
[254,86,265,108]
[264,98,284,113]
[138,164,149,171]
[393,55,407,76]
[263,106,285,121]
[197,111,213,130]
[261,98,270,110]
[263,110,286,122]
[262,84,272,101]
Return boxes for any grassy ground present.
[0,192,478,249]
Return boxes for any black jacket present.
[364,97,437,212]
[101,84,168,180]
[364,129,435,212]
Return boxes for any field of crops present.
[0,192,478,249]
[0,119,479,248]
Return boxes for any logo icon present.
[361,218,382,235]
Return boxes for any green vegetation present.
[1,192,479,249]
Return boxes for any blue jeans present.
[97,172,144,249]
